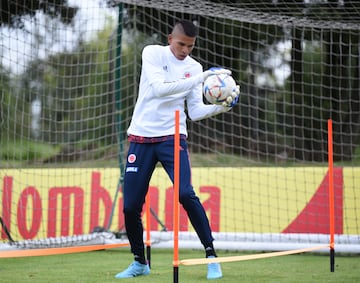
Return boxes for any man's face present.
[168,32,196,61]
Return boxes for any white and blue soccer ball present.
[203,72,238,106]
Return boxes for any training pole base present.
[173,266,179,283]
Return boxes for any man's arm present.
[142,46,230,98]
[186,83,231,121]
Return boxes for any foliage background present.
[1,0,360,166]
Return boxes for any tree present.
[0,0,79,144]
[0,0,78,27]
[224,0,360,161]
[0,65,11,141]
[287,1,360,161]
[17,24,118,147]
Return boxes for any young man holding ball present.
[115,19,239,280]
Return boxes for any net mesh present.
[1,0,359,252]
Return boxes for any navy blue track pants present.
[122,138,214,258]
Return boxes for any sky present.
[0,0,118,74]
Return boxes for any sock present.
[205,244,217,258]
[134,255,147,265]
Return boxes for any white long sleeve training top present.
[127,45,229,138]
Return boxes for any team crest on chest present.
[184,72,191,78]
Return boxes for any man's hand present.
[203,67,231,81]
[222,85,240,107]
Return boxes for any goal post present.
[1,0,360,253]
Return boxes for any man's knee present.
[123,208,141,219]
[179,189,199,206]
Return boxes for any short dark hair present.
[174,20,198,37]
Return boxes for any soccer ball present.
[203,73,237,105]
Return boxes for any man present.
[115,19,239,280]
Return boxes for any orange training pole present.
[327,119,335,272]
[145,192,151,268]
[173,110,180,283]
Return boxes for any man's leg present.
[159,139,214,247]
[115,143,156,278]
[158,139,222,279]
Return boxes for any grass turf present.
[0,248,359,282]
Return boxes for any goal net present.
[1,0,359,253]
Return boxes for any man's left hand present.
[222,85,240,107]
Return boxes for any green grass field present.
[0,248,359,283]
